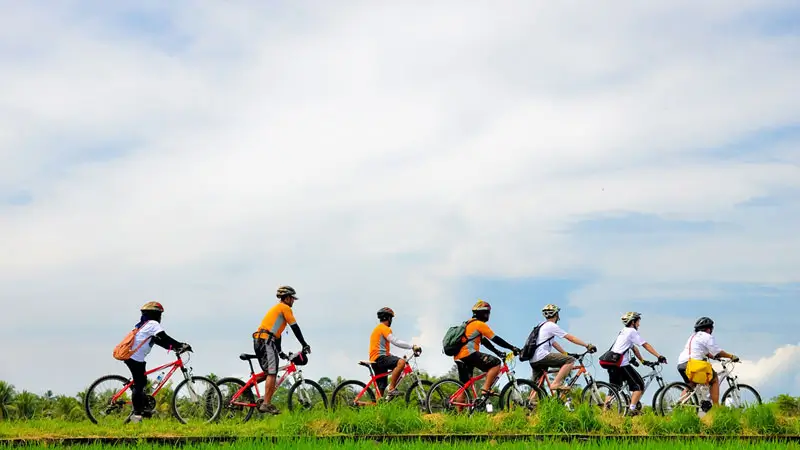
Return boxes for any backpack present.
[442,319,477,356]
[112,321,152,361]
[519,321,553,362]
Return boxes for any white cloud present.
[1,1,799,395]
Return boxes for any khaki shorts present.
[530,352,575,383]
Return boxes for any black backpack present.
[519,321,553,362]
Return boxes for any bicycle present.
[528,350,624,414]
[330,349,432,411]
[657,357,762,416]
[84,347,223,424]
[216,349,326,422]
[425,352,537,415]
[612,359,669,415]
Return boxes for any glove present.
[631,359,640,367]
[658,355,668,364]
[279,352,289,360]
[586,343,597,353]
[179,343,192,353]
[730,354,740,362]
[302,345,311,354]
[512,347,522,356]
[412,345,423,354]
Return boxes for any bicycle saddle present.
[239,353,258,361]
[358,360,375,367]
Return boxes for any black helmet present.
[694,316,714,331]
[377,307,395,321]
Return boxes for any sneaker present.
[258,402,281,415]
[628,408,642,416]
[383,388,402,400]
[129,414,143,423]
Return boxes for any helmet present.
[542,304,560,318]
[291,352,308,366]
[140,301,164,312]
[276,285,297,299]
[621,312,642,326]
[694,316,714,331]
[377,307,395,321]
[472,300,491,312]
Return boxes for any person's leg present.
[474,353,501,396]
[254,338,280,413]
[455,361,472,410]
[710,371,720,405]
[124,359,147,421]
[545,354,576,390]
[388,357,405,392]
[623,366,645,414]
[605,367,622,409]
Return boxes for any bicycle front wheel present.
[84,374,132,425]
[171,375,223,424]
[722,383,762,409]
[216,377,255,423]
[581,381,623,414]
[404,379,432,412]
[426,378,468,414]
[288,379,328,412]
[500,378,541,412]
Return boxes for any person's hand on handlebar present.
[178,343,193,354]
[585,343,597,353]
[730,354,740,362]
[657,355,668,364]
[302,344,311,354]
[412,345,423,355]
[512,347,522,356]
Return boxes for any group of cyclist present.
[120,285,741,419]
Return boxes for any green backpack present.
[442,319,477,356]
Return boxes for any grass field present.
[1,400,799,440]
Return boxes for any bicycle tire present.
[84,374,131,424]
[404,379,432,411]
[425,378,467,414]
[658,381,697,415]
[651,385,666,415]
[722,383,762,408]
[170,375,223,424]
[499,378,542,412]
[216,377,255,423]
[287,379,328,411]
[580,380,623,414]
[330,380,375,410]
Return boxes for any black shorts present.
[677,362,717,385]
[455,352,501,384]
[254,337,280,375]
[607,365,645,392]
[371,355,401,392]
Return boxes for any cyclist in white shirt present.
[529,304,596,391]
[604,312,668,415]
[676,316,739,406]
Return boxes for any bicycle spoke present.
[84,375,132,425]
[171,376,222,424]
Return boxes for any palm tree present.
[0,381,16,420]
[14,391,41,420]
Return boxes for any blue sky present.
[1,1,799,401]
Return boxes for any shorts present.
[529,352,575,383]
[371,355,401,392]
[254,337,279,375]
[677,362,717,385]
[607,365,645,392]
[455,352,501,384]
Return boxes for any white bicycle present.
[657,358,761,416]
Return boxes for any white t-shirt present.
[532,321,568,363]
[130,320,165,362]
[610,327,647,367]
[677,331,721,364]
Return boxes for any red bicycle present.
[216,349,327,422]
[425,352,536,414]
[330,349,431,411]
[83,347,223,424]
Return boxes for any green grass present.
[1,402,799,439]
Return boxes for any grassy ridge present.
[1,400,799,439]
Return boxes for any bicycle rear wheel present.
[426,378,468,414]
[216,377,255,423]
[658,381,698,416]
[330,380,375,409]
[581,381,623,414]
[288,379,328,411]
[651,385,666,415]
[500,378,541,412]
[171,375,223,424]
[84,374,132,425]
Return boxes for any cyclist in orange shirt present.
[454,300,520,407]
[252,285,310,415]
[369,307,422,400]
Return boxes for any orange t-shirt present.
[454,319,495,360]
[369,323,392,361]
[255,302,297,338]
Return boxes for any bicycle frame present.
[533,356,590,397]
[110,351,191,405]
[228,356,305,407]
[448,353,515,408]
[350,352,423,406]
[619,362,665,398]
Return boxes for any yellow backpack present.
[684,333,714,384]
[112,321,152,361]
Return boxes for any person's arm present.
[563,333,592,349]
[642,342,667,363]
[490,335,518,352]
[152,331,183,350]
[632,346,644,363]
[553,341,566,354]
[388,333,413,350]
[714,349,739,361]
[481,337,503,356]
[289,324,310,350]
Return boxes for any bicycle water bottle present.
[155,373,164,385]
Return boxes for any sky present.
[1,1,799,403]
